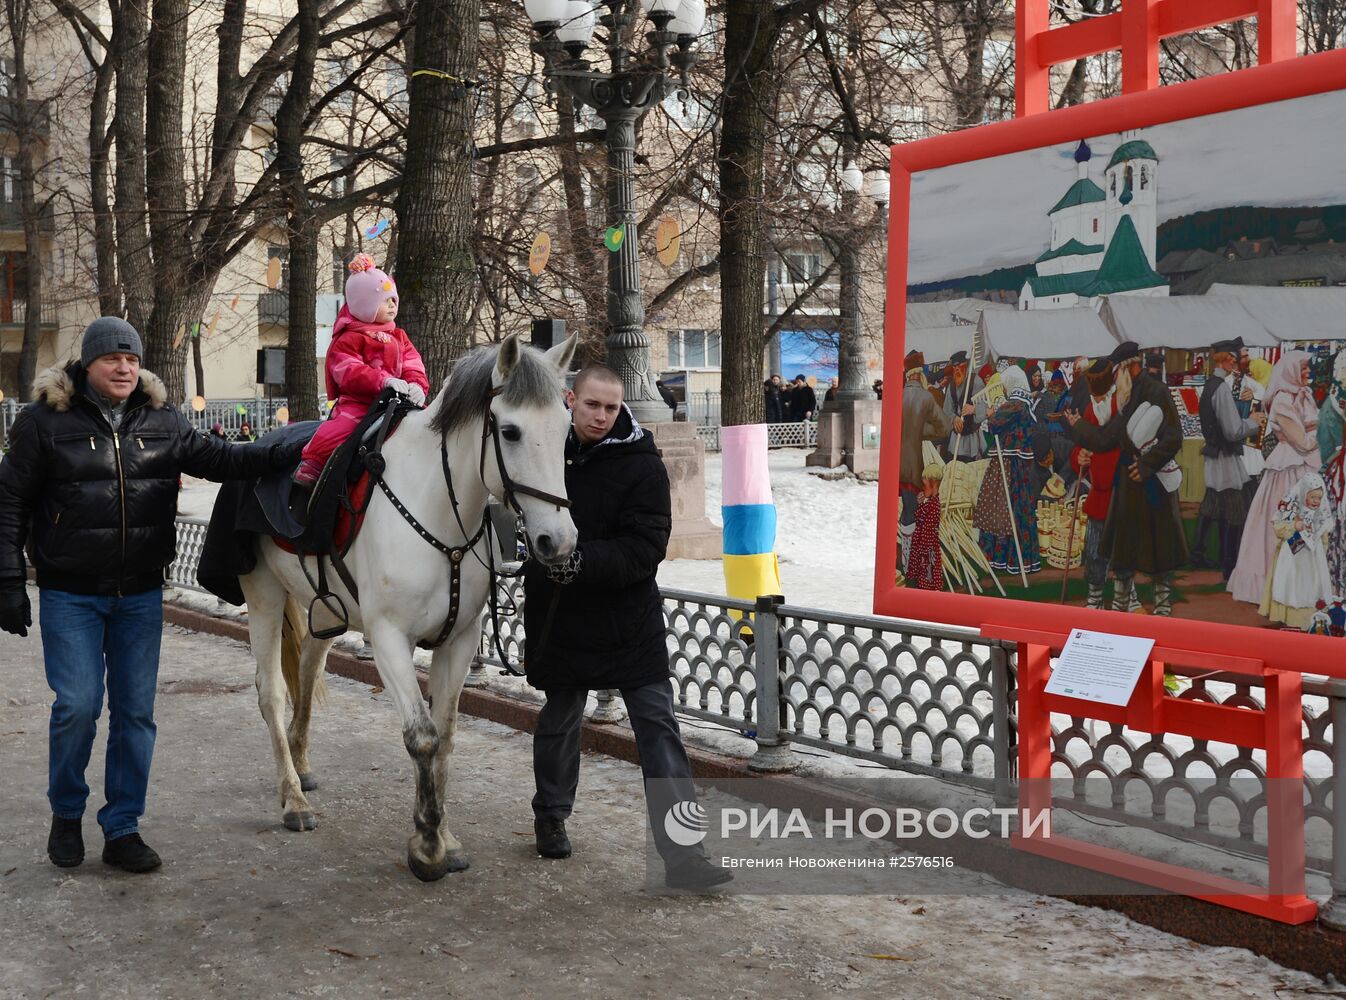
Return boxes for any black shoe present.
[47,816,83,868]
[101,833,162,873]
[534,818,572,859]
[664,855,734,890]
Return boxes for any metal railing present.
[695,421,817,452]
[165,516,1345,923]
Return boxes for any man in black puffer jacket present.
[523,365,730,891]
[0,318,301,874]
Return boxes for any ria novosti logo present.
[663,801,709,847]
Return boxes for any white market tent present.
[905,297,1011,330]
[1204,283,1346,342]
[976,306,1118,361]
[1098,294,1279,349]
[900,324,974,365]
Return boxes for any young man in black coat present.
[0,318,301,873]
[522,366,731,890]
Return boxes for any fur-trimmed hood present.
[31,363,168,412]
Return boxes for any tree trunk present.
[718,0,779,427]
[7,0,43,399]
[279,0,321,422]
[556,91,605,357]
[90,52,119,317]
[143,0,194,400]
[112,0,153,334]
[394,0,479,388]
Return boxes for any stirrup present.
[307,591,349,640]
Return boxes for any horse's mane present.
[430,343,563,436]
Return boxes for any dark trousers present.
[533,681,702,864]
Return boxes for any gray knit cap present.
[80,317,143,369]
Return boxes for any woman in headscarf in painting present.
[972,364,1040,576]
[1228,350,1319,605]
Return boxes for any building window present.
[888,103,929,142]
[1092,217,1099,233]
[667,329,721,369]
[332,248,348,293]
[878,28,929,72]
[982,39,1012,81]
[330,155,349,199]
[783,252,823,283]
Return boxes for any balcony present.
[0,201,54,233]
[0,294,58,327]
[258,289,288,326]
[0,96,49,139]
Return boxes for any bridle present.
[365,385,570,663]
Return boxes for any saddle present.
[273,389,414,556]
[196,390,413,628]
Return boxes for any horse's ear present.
[544,333,579,376]
[494,333,522,385]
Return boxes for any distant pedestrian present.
[235,420,257,443]
[791,374,817,421]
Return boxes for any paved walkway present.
[0,583,1331,998]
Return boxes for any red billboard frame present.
[874,47,1346,676]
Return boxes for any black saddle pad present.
[196,392,412,604]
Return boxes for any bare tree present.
[2,0,52,397]
[277,0,322,421]
[394,0,480,388]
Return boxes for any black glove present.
[0,579,31,638]
[545,548,583,585]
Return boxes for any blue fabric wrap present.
[721,504,777,556]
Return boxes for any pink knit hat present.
[344,253,398,323]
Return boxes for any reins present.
[300,382,569,674]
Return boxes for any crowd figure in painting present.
[897,336,1346,635]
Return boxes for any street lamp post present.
[525,0,705,425]
[834,161,888,403]
[807,162,889,475]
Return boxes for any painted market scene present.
[1,1,1345,997]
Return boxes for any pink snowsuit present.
[298,304,430,477]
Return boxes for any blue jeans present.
[39,588,163,841]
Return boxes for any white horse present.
[239,333,577,880]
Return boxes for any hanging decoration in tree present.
[602,225,626,252]
[230,294,240,311]
[235,404,248,416]
[528,232,551,275]
[365,218,391,239]
[265,256,283,290]
[655,216,681,267]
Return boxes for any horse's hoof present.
[444,852,470,873]
[406,849,469,882]
[298,772,318,792]
[283,810,318,832]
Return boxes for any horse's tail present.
[280,594,328,707]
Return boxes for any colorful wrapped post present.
[720,424,782,618]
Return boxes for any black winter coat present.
[522,411,672,691]
[0,363,298,596]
